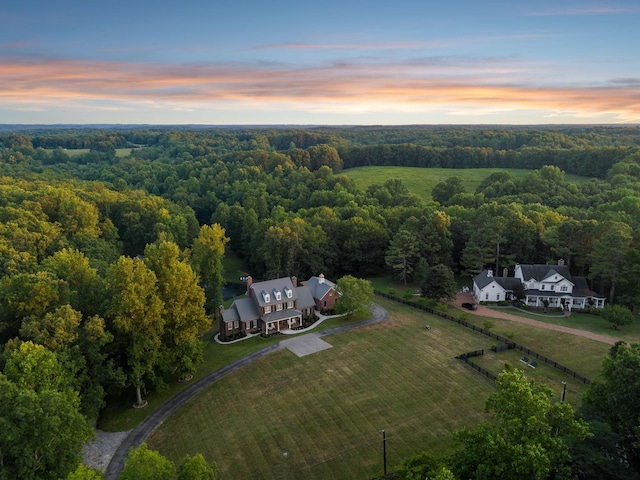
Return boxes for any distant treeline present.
[3,125,640,178]
[338,144,633,178]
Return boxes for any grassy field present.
[55,148,132,158]
[97,312,371,432]
[343,166,589,200]
[146,297,610,480]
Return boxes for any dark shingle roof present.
[249,277,298,307]
[519,264,572,282]
[572,276,605,298]
[303,275,337,301]
[473,270,521,291]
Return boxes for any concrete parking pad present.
[281,333,332,357]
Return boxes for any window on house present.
[551,285,555,290]
[262,291,270,303]
[274,289,281,301]
[485,293,489,300]
[285,287,292,298]
[264,305,271,314]
[541,285,545,290]
[287,301,293,309]
[276,303,283,311]
[561,286,568,292]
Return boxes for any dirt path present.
[450,292,618,345]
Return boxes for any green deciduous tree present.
[191,224,229,312]
[0,342,93,480]
[585,342,640,474]
[599,304,635,330]
[394,452,441,480]
[420,264,457,301]
[40,248,104,316]
[19,305,119,418]
[589,220,633,304]
[65,464,104,480]
[452,368,590,480]
[177,453,219,480]
[432,176,465,206]
[334,275,374,319]
[385,229,420,286]
[0,270,69,343]
[106,256,164,407]
[118,443,176,480]
[144,239,209,380]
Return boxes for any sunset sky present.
[1,0,639,125]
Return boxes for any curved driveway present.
[104,304,388,479]
[450,292,618,345]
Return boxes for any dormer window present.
[274,289,281,301]
[285,286,292,298]
[262,291,270,303]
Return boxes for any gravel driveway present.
[450,292,617,345]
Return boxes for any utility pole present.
[561,381,567,402]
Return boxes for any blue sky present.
[1,0,639,124]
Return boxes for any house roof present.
[249,277,298,307]
[572,276,606,298]
[222,276,325,325]
[262,309,303,323]
[518,264,572,283]
[295,285,316,310]
[221,297,260,324]
[473,270,521,291]
[302,275,337,301]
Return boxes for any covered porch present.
[261,309,303,334]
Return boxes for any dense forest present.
[1,125,640,478]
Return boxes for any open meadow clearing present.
[146,297,610,479]
[343,166,589,200]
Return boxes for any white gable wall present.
[474,281,508,302]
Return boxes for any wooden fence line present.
[375,291,590,384]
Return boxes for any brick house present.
[219,274,338,340]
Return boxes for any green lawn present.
[98,313,371,432]
[343,166,589,200]
[146,297,610,480]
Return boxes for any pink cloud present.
[0,57,638,121]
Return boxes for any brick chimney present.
[318,273,325,284]
[291,276,297,287]
[246,276,253,296]
[558,259,565,266]
[503,267,508,277]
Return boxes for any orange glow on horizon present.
[1,57,639,122]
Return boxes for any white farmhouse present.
[473,261,605,309]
